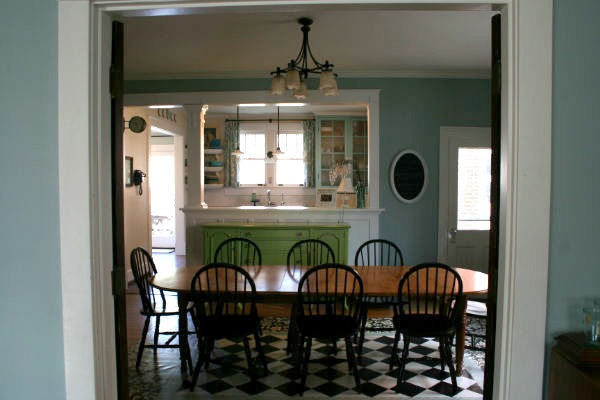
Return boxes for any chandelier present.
[270,18,339,99]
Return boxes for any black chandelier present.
[270,18,339,99]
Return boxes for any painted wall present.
[124,107,152,281]
[545,0,600,389]
[0,1,66,399]
[2,1,596,399]
[126,78,490,264]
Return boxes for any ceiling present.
[120,4,496,115]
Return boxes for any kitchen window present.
[238,121,305,186]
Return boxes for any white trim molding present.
[57,1,552,399]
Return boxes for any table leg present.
[455,295,467,374]
[177,293,192,382]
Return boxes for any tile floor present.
[128,321,484,399]
[127,250,485,399]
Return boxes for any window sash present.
[238,121,305,186]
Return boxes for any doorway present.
[150,136,176,250]
[56,2,554,399]
[438,127,491,274]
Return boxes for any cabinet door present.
[309,227,349,264]
[242,228,308,265]
[203,227,239,263]
[317,118,347,187]
[351,118,368,187]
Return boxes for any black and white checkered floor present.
[129,319,484,399]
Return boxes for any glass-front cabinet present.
[351,119,368,186]
[316,116,368,188]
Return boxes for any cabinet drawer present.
[240,229,308,240]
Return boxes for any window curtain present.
[303,119,315,188]
[224,120,239,187]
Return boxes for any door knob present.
[448,228,457,243]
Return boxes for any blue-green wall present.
[2,1,597,398]
[126,77,490,263]
[0,1,65,399]
[546,0,600,365]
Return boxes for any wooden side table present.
[549,333,600,400]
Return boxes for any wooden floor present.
[127,251,393,349]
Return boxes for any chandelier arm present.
[303,39,333,73]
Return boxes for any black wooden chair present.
[295,263,364,394]
[354,239,404,355]
[390,262,463,395]
[188,262,268,391]
[286,239,336,356]
[130,247,193,371]
[287,238,335,269]
[214,237,262,266]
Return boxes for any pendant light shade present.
[285,70,301,90]
[319,70,336,90]
[270,18,339,99]
[323,82,339,97]
[292,81,308,100]
[270,74,286,95]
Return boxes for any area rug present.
[128,318,485,399]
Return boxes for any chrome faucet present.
[266,189,275,206]
[280,193,286,206]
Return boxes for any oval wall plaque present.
[390,150,428,203]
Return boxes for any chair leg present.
[397,336,411,385]
[254,331,269,376]
[357,305,368,357]
[438,337,446,372]
[153,315,161,353]
[442,336,458,394]
[286,304,298,356]
[205,339,214,369]
[242,337,255,380]
[136,316,151,370]
[190,337,208,392]
[345,336,360,388]
[389,330,401,371]
[299,336,312,395]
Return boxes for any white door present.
[438,127,491,273]
[150,141,176,249]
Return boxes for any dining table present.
[150,264,488,380]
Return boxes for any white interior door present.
[438,127,491,273]
[150,140,176,249]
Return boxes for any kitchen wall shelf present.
[205,148,223,155]
[204,143,224,186]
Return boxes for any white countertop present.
[181,204,384,213]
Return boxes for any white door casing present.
[57,1,552,400]
[438,127,491,273]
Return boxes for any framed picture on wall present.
[125,156,133,187]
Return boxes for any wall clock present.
[127,116,147,133]
[390,149,428,203]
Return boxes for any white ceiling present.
[121,4,496,115]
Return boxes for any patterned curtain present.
[303,119,316,188]
[224,120,239,187]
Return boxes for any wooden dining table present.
[151,264,488,380]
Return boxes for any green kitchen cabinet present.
[202,223,350,264]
